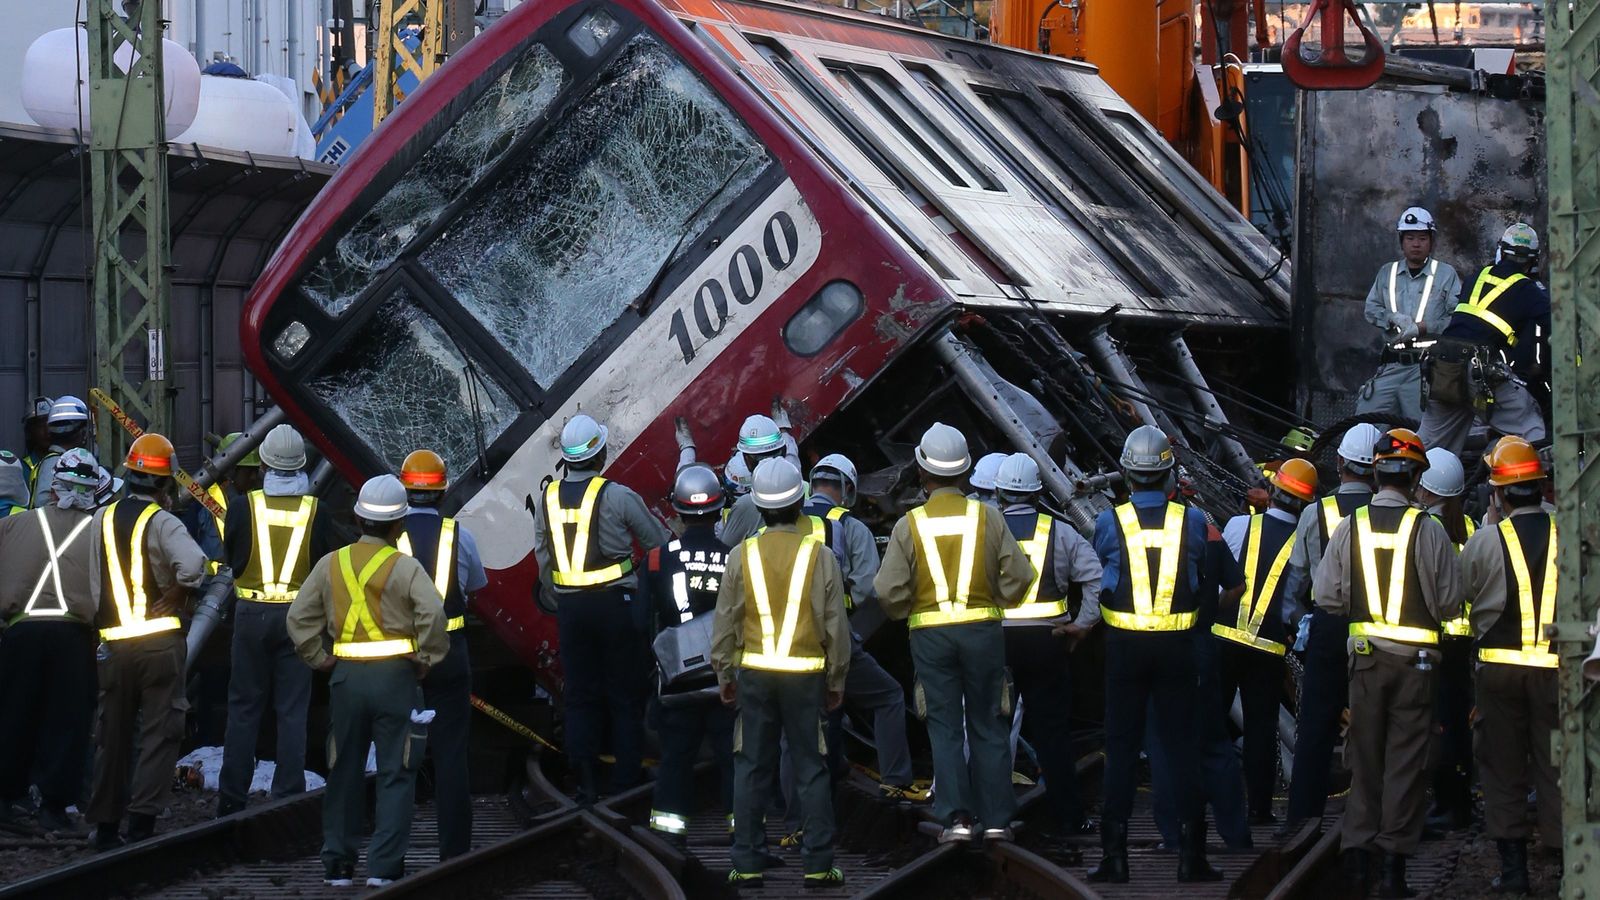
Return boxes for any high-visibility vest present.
[236,492,318,603]
[739,529,826,673]
[23,452,48,506]
[1454,267,1529,347]
[1102,502,1196,632]
[544,477,633,588]
[1347,507,1438,646]
[1438,513,1478,637]
[1005,511,1066,620]
[905,493,1000,630]
[330,543,415,659]
[1316,492,1370,563]
[398,515,465,632]
[1478,516,1558,668]
[9,509,94,625]
[98,500,182,642]
[1212,514,1293,655]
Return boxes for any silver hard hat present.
[915,422,970,477]
[354,474,410,523]
[1120,426,1175,475]
[810,452,858,489]
[1419,448,1465,498]
[259,423,308,472]
[673,463,726,516]
[751,457,804,510]
[737,414,784,456]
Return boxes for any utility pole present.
[372,0,447,128]
[1548,0,1600,896]
[87,0,171,462]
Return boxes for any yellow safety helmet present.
[1269,457,1319,503]
[125,434,175,477]
[400,449,448,492]
[216,432,260,468]
[1487,437,1544,486]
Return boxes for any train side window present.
[1100,109,1236,225]
[783,281,863,356]
[825,63,1001,192]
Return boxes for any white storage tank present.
[172,65,304,157]
[21,26,200,135]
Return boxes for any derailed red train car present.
[243,0,1290,686]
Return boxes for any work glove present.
[1389,314,1419,343]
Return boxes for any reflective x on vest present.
[99,502,181,641]
[741,533,825,672]
[242,492,315,602]
[1479,518,1558,668]
[397,518,460,630]
[1455,269,1529,346]
[1211,514,1291,655]
[1007,512,1065,620]
[332,544,415,659]
[545,479,631,587]
[17,511,93,622]
[1349,507,1437,645]
[1104,502,1194,631]
[1440,515,1478,637]
[907,498,998,629]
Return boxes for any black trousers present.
[1431,637,1473,819]
[422,631,472,860]
[650,695,735,827]
[1287,609,1350,820]
[0,620,96,810]
[1102,629,1201,823]
[1006,625,1082,829]
[557,590,644,799]
[1216,639,1285,818]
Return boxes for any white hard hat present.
[995,453,1043,494]
[724,453,751,494]
[752,457,804,510]
[53,447,101,490]
[46,395,89,432]
[1419,448,1465,498]
[968,452,1008,491]
[1397,207,1435,233]
[737,414,784,456]
[915,422,971,477]
[1500,222,1540,255]
[354,474,410,522]
[259,423,307,472]
[1337,423,1383,467]
[560,414,608,463]
[811,453,858,489]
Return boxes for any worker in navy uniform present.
[1464,438,1560,894]
[1357,207,1462,423]
[1282,423,1379,825]
[531,413,669,803]
[31,396,92,509]
[397,449,488,861]
[218,424,337,816]
[287,475,450,888]
[875,423,1034,845]
[714,458,851,887]
[1216,458,1319,824]
[1088,426,1222,884]
[994,453,1102,841]
[1420,223,1551,455]
[1315,428,1461,897]
[642,463,734,842]
[719,414,800,547]
[19,396,53,504]
[86,434,209,850]
[1416,448,1476,833]
[0,449,104,835]
[178,432,261,573]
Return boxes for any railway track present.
[0,745,1479,899]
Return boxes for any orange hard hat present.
[400,449,448,492]
[125,433,175,477]
[1481,434,1527,470]
[1373,428,1428,471]
[1488,436,1544,486]
[1269,457,1319,503]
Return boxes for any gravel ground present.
[1430,829,1564,899]
[0,787,220,887]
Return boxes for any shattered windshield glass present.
[419,33,771,388]
[306,288,520,475]
[301,43,568,315]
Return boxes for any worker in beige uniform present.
[713,458,852,887]
[1462,437,1559,894]
[874,423,1034,845]
[1314,428,1461,897]
[0,449,104,835]
[287,475,450,888]
[86,435,209,851]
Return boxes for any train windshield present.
[278,8,774,476]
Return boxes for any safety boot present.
[1377,852,1416,898]
[125,812,156,843]
[90,822,125,852]
[1086,818,1129,883]
[1176,819,1223,882]
[1341,846,1373,894]
[1492,839,1530,894]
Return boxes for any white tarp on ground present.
[176,746,344,793]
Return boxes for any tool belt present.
[1425,338,1480,406]
[1380,346,1428,366]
